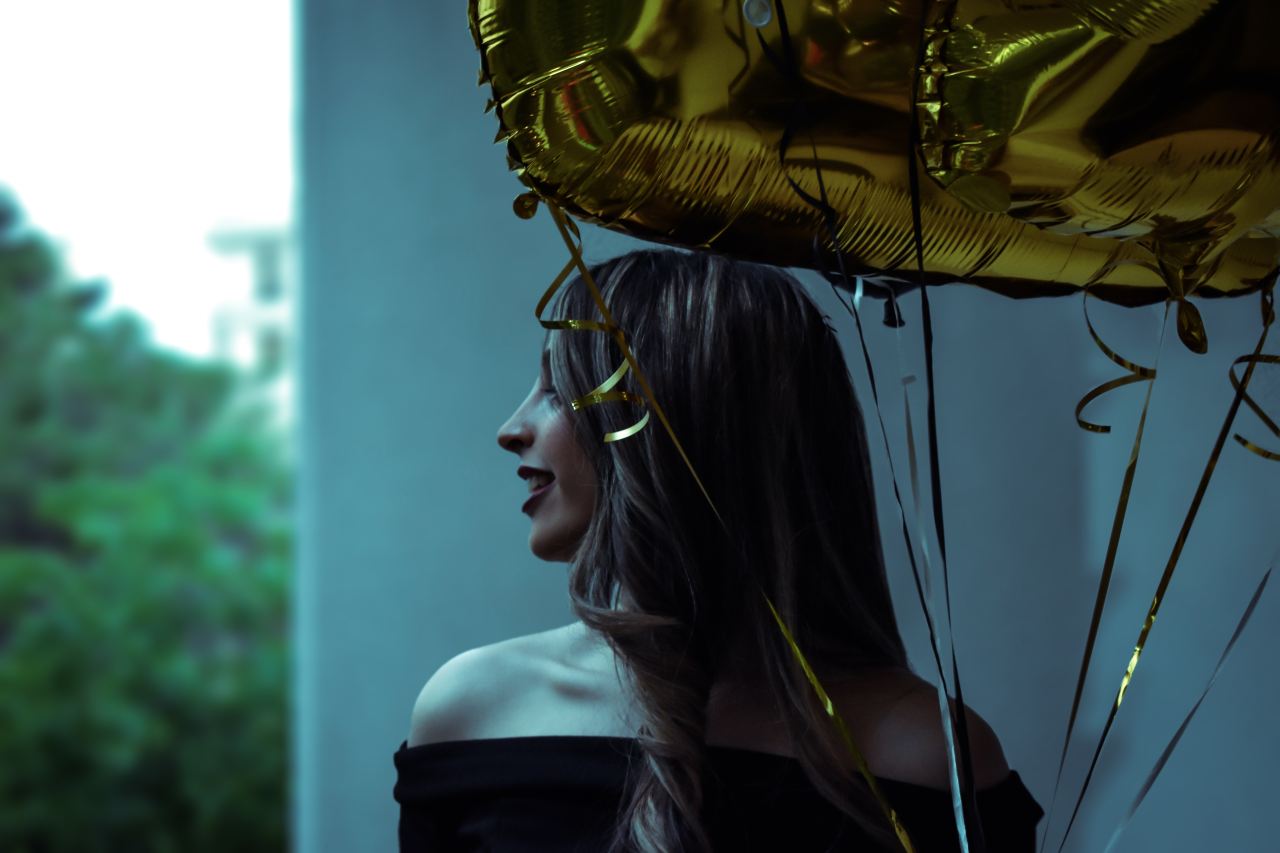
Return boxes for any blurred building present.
[207,224,297,449]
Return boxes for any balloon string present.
[1039,290,1171,853]
[761,0,980,848]
[813,254,944,853]
[1051,278,1277,853]
[524,193,912,848]
[897,368,931,601]
[1229,287,1279,460]
[747,13,921,845]
[909,2,985,847]
[1101,551,1277,853]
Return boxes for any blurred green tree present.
[0,188,291,852]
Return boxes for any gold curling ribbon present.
[1074,284,1160,434]
[573,360,652,443]
[528,205,649,445]
[1101,554,1277,853]
[520,191,914,852]
[764,596,916,853]
[1229,288,1279,461]
[1042,287,1172,853]
[1230,353,1280,460]
[1050,279,1278,853]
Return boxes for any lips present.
[521,478,554,513]
[518,465,555,513]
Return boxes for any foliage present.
[0,190,291,852]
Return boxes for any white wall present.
[295,2,1280,850]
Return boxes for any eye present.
[541,386,562,405]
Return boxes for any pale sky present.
[0,1,294,359]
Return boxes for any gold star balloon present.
[469,0,1280,344]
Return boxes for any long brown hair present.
[546,248,912,851]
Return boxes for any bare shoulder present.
[836,670,1011,791]
[406,628,561,748]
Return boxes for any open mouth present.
[527,472,555,493]
[522,474,555,512]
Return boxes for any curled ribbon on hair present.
[527,193,650,445]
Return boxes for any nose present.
[497,410,532,455]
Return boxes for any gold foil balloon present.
[469,0,1280,323]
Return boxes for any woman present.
[393,249,1044,851]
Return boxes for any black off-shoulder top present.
[393,736,1044,852]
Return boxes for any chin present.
[529,530,580,563]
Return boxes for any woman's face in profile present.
[496,348,597,562]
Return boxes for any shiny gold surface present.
[470,0,1280,307]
